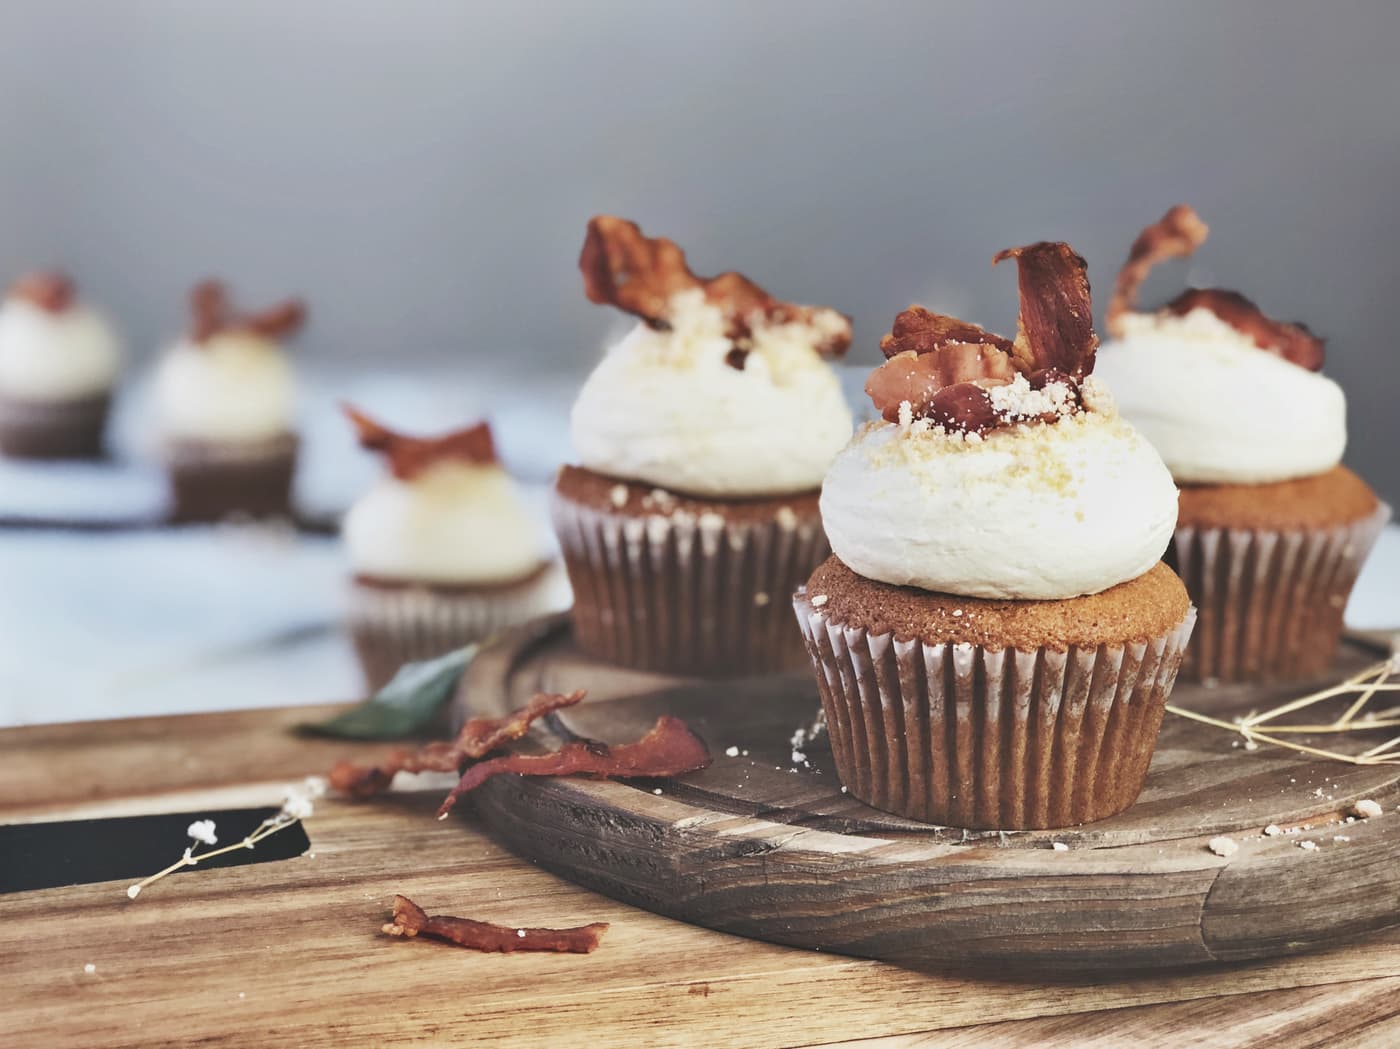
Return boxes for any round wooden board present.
[454,616,1400,974]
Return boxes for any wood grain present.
[457,619,1400,972]
[4,698,1400,1047]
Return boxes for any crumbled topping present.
[1297,840,1318,852]
[9,271,75,313]
[609,485,629,509]
[809,594,828,608]
[1050,841,1069,852]
[1263,824,1283,836]
[1208,836,1239,858]
[1352,799,1383,819]
[187,280,305,344]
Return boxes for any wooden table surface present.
[3,703,1399,1048]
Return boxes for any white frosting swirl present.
[154,332,296,444]
[1096,308,1346,484]
[0,299,121,401]
[570,290,853,497]
[821,389,1179,600]
[343,461,544,584]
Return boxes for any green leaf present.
[297,644,477,740]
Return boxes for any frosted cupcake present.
[343,406,564,689]
[795,241,1196,829]
[0,273,122,459]
[1097,206,1387,683]
[153,281,304,521]
[556,216,853,675]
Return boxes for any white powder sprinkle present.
[897,400,913,429]
[1352,799,1383,819]
[1208,836,1238,858]
[724,746,740,757]
[1297,840,1318,852]
[83,964,96,974]
[516,929,526,938]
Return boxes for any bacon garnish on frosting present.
[1106,204,1324,371]
[343,404,498,481]
[188,280,306,344]
[579,215,852,359]
[865,241,1098,432]
[9,271,75,313]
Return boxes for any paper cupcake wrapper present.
[166,436,299,522]
[349,572,565,690]
[1168,502,1390,684]
[794,591,1197,829]
[553,493,829,675]
[0,393,110,459]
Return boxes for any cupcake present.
[794,241,1196,829]
[0,272,121,459]
[342,406,565,690]
[153,281,304,522]
[1097,206,1387,683]
[556,216,853,675]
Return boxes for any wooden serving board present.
[457,617,1400,974]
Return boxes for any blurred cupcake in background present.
[342,405,567,690]
[1097,205,1388,683]
[556,216,853,675]
[153,280,304,522]
[0,272,122,459]
[797,241,1194,828]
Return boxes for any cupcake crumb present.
[1208,836,1238,858]
[1050,842,1069,852]
[810,594,828,608]
[1352,799,1383,819]
[1334,835,1351,843]
[652,788,663,796]
[609,484,629,508]
[1263,824,1283,836]
[1297,840,1318,852]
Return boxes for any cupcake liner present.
[794,590,1197,829]
[0,393,110,459]
[349,569,566,690]
[1168,502,1390,684]
[166,435,298,522]
[553,493,829,675]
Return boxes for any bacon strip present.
[344,404,498,478]
[436,715,711,818]
[1164,288,1325,372]
[864,347,1014,424]
[189,280,305,343]
[328,691,585,798]
[993,242,1098,379]
[879,305,1013,359]
[1105,204,1209,337]
[579,216,851,357]
[9,271,74,313]
[383,895,608,954]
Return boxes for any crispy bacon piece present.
[436,715,711,818]
[865,347,1015,423]
[9,271,74,313]
[993,242,1098,379]
[344,404,498,479]
[1105,204,1209,336]
[328,691,585,798]
[383,895,608,954]
[879,305,1014,359]
[188,280,305,343]
[1106,205,1324,370]
[1164,288,1325,371]
[579,216,851,357]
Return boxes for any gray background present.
[1,1,1396,498]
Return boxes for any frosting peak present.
[0,278,121,402]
